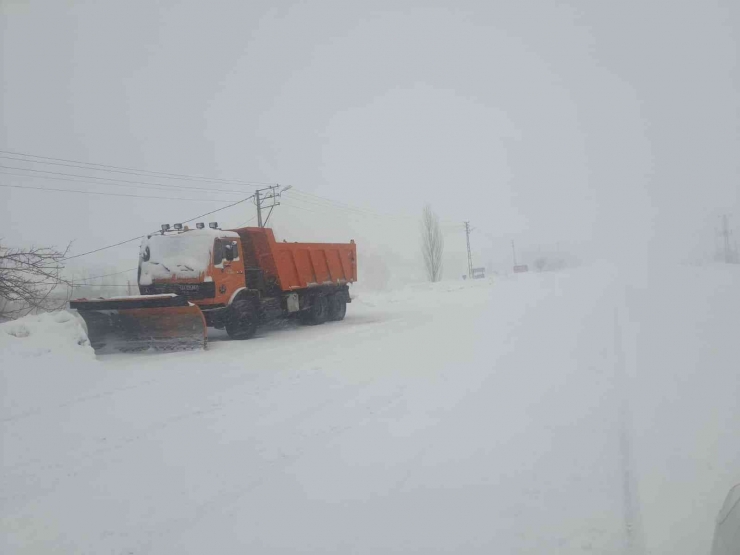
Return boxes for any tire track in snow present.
[1,377,162,424]
[614,306,645,555]
[0,401,229,508]
[117,386,412,554]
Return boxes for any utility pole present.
[720,214,734,263]
[253,184,292,228]
[255,189,263,227]
[511,239,518,266]
[464,221,473,278]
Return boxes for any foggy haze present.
[2,1,737,281]
[2,3,740,554]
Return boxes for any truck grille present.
[140,282,216,300]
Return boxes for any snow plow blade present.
[69,295,207,353]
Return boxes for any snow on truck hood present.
[138,229,238,285]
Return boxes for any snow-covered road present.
[2,264,738,554]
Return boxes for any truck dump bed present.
[233,227,357,291]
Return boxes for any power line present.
[285,193,414,222]
[69,267,138,282]
[62,194,255,261]
[69,283,133,288]
[477,229,498,242]
[0,182,233,202]
[281,198,406,222]
[0,165,249,196]
[4,148,469,261]
[3,148,471,228]
[290,189,421,222]
[289,188,462,227]
[290,189,402,220]
[70,208,250,279]
[283,195,438,227]
[181,195,254,225]
[3,148,463,226]
[0,149,276,187]
[62,235,145,261]
[0,154,265,188]
[281,199,342,216]
[236,215,258,227]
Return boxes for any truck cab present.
[138,227,246,310]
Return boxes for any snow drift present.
[0,310,94,362]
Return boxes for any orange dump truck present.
[70,224,357,352]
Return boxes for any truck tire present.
[300,295,328,325]
[327,294,347,321]
[226,299,258,340]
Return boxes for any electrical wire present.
[284,193,463,228]
[0,149,277,186]
[69,267,138,282]
[62,194,255,261]
[0,154,264,188]
[69,283,133,288]
[288,188,462,227]
[3,149,462,226]
[289,189,405,220]
[62,235,145,261]
[180,195,254,225]
[4,149,470,261]
[0,182,233,202]
[285,195,404,220]
[235,215,258,227]
[0,165,250,196]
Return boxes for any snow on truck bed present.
[1,263,739,555]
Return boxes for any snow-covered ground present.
[1,263,738,554]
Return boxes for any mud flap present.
[70,295,207,353]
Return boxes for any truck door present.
[213,238,245,303]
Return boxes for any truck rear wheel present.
[327,294,347,321]
[300,295,328,325]
[226,299,257,340]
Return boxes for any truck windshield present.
[139,231,219,284]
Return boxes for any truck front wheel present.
[226,299,258,339]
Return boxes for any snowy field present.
[1,263,738,554]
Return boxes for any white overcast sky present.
[1,1,738,279]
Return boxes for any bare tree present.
[0,242,72,320]
[420,204,444,282]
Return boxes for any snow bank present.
[0,311,98,422]
[0,310,94,362]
